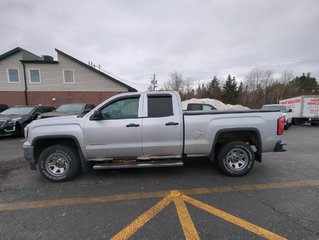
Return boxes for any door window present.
[100,97,139,119]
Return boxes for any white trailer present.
[279,95,319,126]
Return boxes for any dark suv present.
[0,105,54,137]
[0,104,9,113]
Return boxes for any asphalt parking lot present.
[0,125,319,240]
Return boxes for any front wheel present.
[38,145,79,182]
[217,141,255,177]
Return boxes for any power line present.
[89,56,319,89]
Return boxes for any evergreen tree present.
[292,73,318,94]
[237,82,244,105]
[221,75,238,104]
[207,76,222,100]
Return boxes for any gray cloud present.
[1,0,319,90]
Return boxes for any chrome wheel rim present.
[225,148,249,171]
[45,153,70,177]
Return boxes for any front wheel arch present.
[33,136,90,173]
[38,145,80,182]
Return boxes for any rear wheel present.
[38,145,79,182]
[217,141,255,177]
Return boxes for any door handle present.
[126,123,140,128]
[165,122,179,126]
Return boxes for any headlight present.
[8,117,22,124]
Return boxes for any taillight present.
[277,117,285,135]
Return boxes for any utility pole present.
[150,74,158,91]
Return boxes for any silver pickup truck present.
[23,91,286,182]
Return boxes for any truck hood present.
[28,115,83,129]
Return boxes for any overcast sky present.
[1,0,319,90]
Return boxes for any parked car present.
[186,103,217,111]
[0,104,9,113]
[0,105,54,137]
[261,104,293,130]
[38,103,95,119]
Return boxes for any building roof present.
[0,47,137,92]
[55,49,137,92]
[0,47,41,61]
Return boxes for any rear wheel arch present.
[209,128,262,163]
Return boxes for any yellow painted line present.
[172,191,200,240]
[0,179,318,212]
[0,191,168,212]
[233,179,319,192]
[111,194,172,240]
[181,179,319,196]
[183,195,287,240]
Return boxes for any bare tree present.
[184,78,194,100]
[279,70,294,100]
[244,69,274,106]
[245,68,263,92]
[164,71,185,95]
[260,70,273,105]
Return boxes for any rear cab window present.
[147,94,173,117]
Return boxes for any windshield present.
[262,105,287,113]
[56,104,84,113]
[1,107,33,115]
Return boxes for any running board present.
[93,159,184,170]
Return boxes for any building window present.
[63,69,75,83]
[7,69,20,83]
[29,69,41,83]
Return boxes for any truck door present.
[84,95,143,159]
[142,93,183,157]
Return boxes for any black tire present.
[310,122,319,126]
[38,145,79,182]
[217,141,255,177]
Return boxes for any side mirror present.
[83,109,91,114]
[31,112,40,119]
[90,110,103,120]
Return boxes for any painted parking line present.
[111,194,172,240]
[0,190,168,212]
[0,179,318,212]
[173,191,200,240]
[112,190,287,240]
[182,195,286,240]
